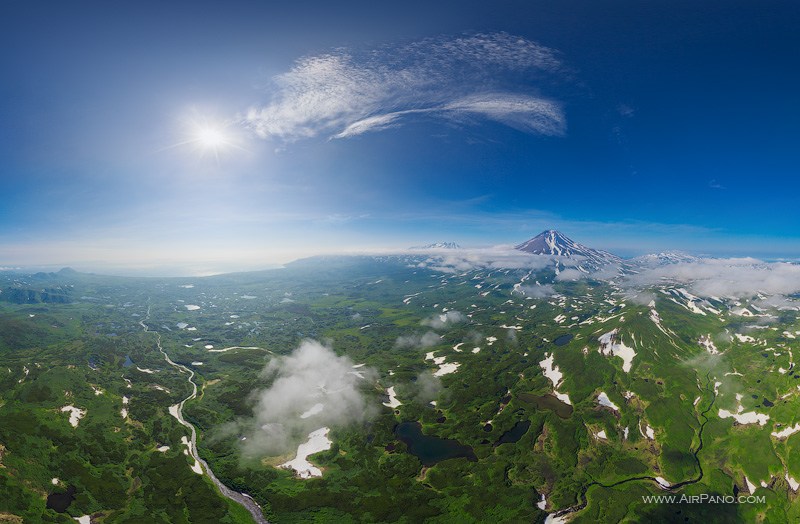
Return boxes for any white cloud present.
[333,112,407,139]
[244,33,565,142]
[622,258,800,299]
[442,93,564,136]
[412,371,443,404]
[555,268,585,281]
[516,283,556,298]
[230,340,377,458]
[422,310,466,329]
[395,331,441,349]
[418,245,562,273]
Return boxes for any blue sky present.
[1,0,798,274]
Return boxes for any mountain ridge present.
[515,230,621,270]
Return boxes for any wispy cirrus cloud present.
[244,33,565,142]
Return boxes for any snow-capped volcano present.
[412,242,461,250]
[515,230,621,269]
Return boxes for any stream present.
[140,306,269,524]
[548,373,718,520]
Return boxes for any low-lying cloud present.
[395,330,441,349]
[621,258,800,299]
[412,371,444,404]
[230,340,377,458]
[418,246,562,274]
[244,33,565,142]
[515,283,556,298]
[422,310,466,329]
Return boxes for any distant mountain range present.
[410,231,700,273]
[631,252,700,265]
[412,242,462,250]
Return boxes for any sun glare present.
[162,114,248,162]
[196,126,226,148]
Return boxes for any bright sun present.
[161,112,247,162]
[196,126,227,148]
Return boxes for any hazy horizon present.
[4,230,800,278]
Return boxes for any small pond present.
[46,485,76,512]
[518,393,573,419]
[553,334,574,346]
[496,420,532,445]
[395,421,477,466]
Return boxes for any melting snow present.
[655,477,671,489]
[554,391,572,405]
[61,405,86,427]
[772,423,800,439]
[434,362,460,376]
[745,477,757,493]
[185,305,201,311]
[540,353,563,387]
[597,392,620,411]
[699,335,720,355]
[787,475,800,491]
[539,353,572,405]
[598,329,636,373]
[718,408,769,426]
[639,423,655,440]
[280,427,332,479]
[383,386,402,408]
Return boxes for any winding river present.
[140,306,269,524]
[547,373,718,520]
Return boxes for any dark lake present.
[46,485,76,512]
[496,420,532,445]
[395,421,477,466]
[553,334,574,346]
[123,355,133,368]
[518,393,573,419]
